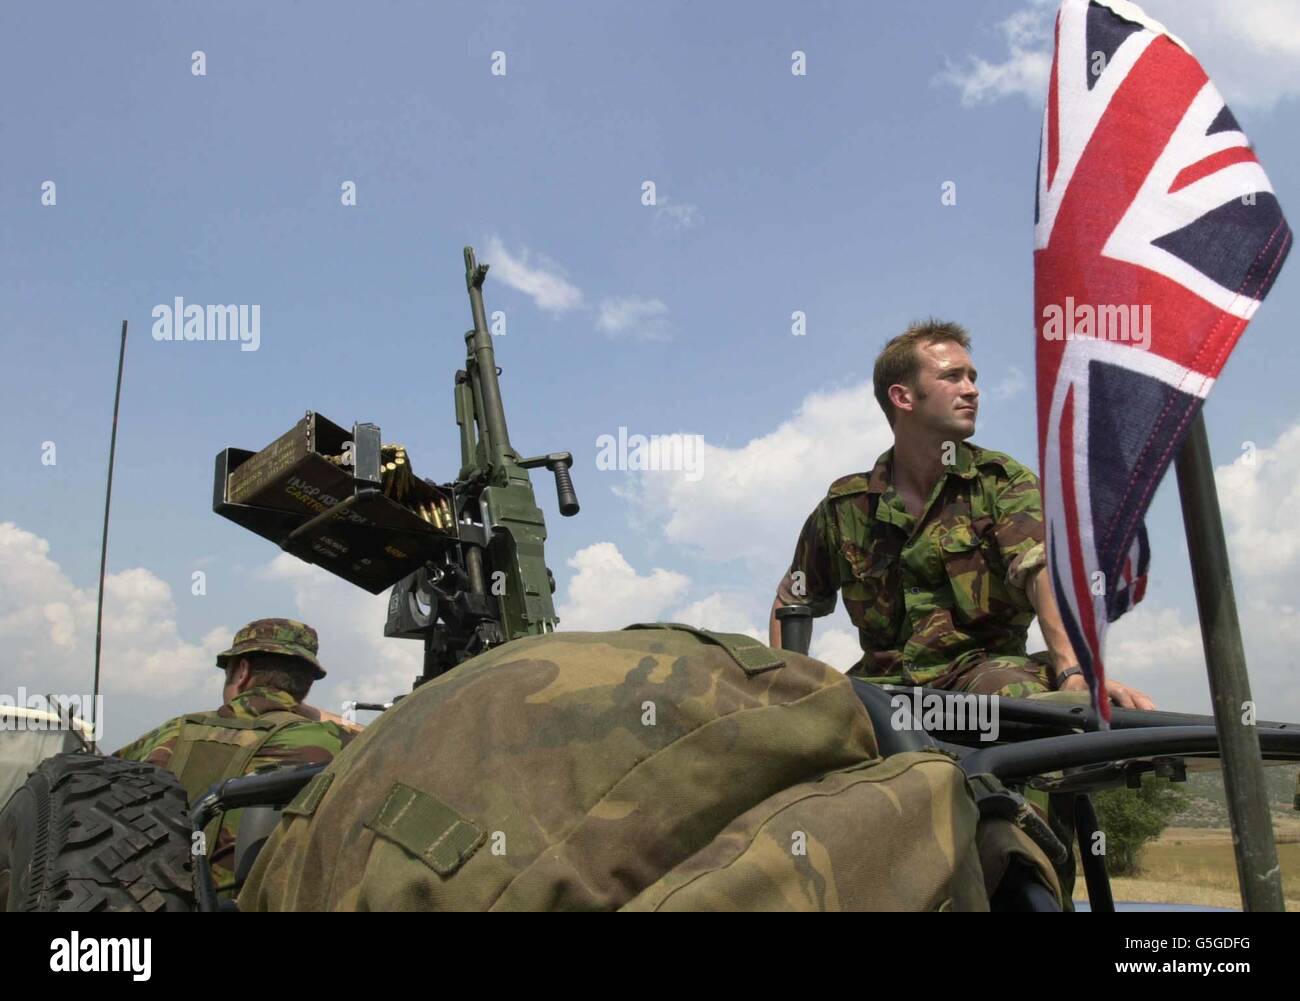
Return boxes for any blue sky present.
[3,0,1300,746]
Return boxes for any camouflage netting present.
[239,624,1045,911]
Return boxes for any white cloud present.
[259,555,422,708]
[937,4,1053,107]
[940,0,1300,111]
[1100,418,1300,718]
[1107,605,1205,679]
[810,629,863,674]
[668,590,764,640]
[0,523,428,748]
[482,239,675,342]
[1107,595,1300,721]
[484,236,584,314]
[619,380,892,574]
[1213,424,1300,579]
[555,542,690,631]
[550,543,860,672]
[582,383,891,667]
[596,296,672,341]
[1141,0,1300,109]
[1027,618,1045,653]
[653,197,699,232]
[0,522,229,746]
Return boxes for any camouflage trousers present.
[850,652,1054,697]
[918,651,1055,698]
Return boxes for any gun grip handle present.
[553,459,580,516]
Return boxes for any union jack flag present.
[1034,0,1291,723]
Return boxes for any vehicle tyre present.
[0,752,194,912]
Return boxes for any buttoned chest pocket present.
[939,525,995,625]
[839,539,898,633]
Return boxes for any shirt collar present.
[229,686,299,712]
[868,441,978,493]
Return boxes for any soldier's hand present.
[1058,673,1090,695]
[1059,673,1155,710]
[1104,678,1155,711]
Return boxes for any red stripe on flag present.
[1047,13,1061,188]
[1168,146,1259,193]
[1059,384,1110,722]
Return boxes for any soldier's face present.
[909,341,979,438]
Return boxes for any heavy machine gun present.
[213,246,579,685]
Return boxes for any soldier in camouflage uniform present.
[114,618,356,896]
[770,320,1154,707]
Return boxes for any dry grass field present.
[1073,817,1300,910]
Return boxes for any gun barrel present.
[464,246,514,466]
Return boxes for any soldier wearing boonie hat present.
[114,616,355,899]
[216,617,327,681]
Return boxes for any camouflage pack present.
[239,624,1053,911]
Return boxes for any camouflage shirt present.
[113,686,353,893]
[778,442,1046,684]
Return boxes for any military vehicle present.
[2,247,1296,913]
[0,703,93,810]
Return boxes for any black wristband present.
[1054,666,1084,690]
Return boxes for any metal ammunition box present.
[214,412,457,593]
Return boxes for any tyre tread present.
[5,753,194,912]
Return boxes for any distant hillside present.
[1172,765,1298,828]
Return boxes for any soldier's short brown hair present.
[873,319,972,427]
[232,652,315,702]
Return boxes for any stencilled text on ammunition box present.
[227,428,304,503]
[285,476,370,525]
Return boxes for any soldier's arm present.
[1026,566,1081,678]
[248,720,353,774]
[994,465,1156,709]
[110,717,183,768]
[770,502,840,648]
[1028,571,1156,709]
[989,465,1077,678]
[989,464,1048,610]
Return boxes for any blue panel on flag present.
[1206,104,1241,136]
[1085,1,1142,90]
[1086,360,1197,575]
[1152,193,1291,301]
